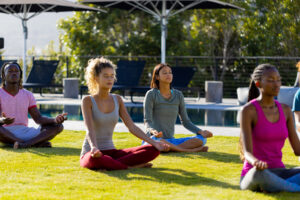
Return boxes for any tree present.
[239,0,300,56]
[58,8,194,82]
[57,0,300,85]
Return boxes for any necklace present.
[158,89,173,99]
[261,103,276,109]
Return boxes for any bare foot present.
[129,163,153,169]
[13,141,20,149]
[190,146,209,152]
[13,141,31,149]
[200,146,209,152]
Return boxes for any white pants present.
[5,125,41,142]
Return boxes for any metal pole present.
[66,56,69,78]
[161,0,166,63]
[22,19,28,83]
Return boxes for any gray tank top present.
[80,94,119,157]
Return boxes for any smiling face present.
[96,67,115,90]
[4,63,21,85]
[156,66,173,85]
[257,68,281,97]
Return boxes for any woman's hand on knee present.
[253,160,268,170]
[91,147,102,158]
[197,130,213,138]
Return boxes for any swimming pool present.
[36,104,240,127]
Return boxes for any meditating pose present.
[80,58,169,170]
[240,63,300,192]
[0,62,66,148]
[143,63,213,152]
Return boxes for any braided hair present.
[239,63,278,161]
[248,64,277,102]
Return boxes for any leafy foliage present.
[56,0,300,85]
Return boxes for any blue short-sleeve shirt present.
[292,89,300,112]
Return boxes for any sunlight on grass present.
[0,130,299,200]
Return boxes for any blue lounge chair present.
[80,60,146,100]
[23,60,62,95]
[171,66,200,98]
[129,66,200,102]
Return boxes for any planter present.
[63,78,79,99]
[205,81,223,103]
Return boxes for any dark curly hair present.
[1,62,23,88]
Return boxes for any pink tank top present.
[241,99,288,176]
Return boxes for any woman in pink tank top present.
[239,64,300,192]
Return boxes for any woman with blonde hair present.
[80,57,169,170]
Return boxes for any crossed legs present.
[0,124,63,148]
[80,145,160,170]
[0,126,23,144]
[160,138,208,152]
[240,167,300,192]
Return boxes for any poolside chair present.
[112,60,146,94]
[23,60,62,95]
[0,59,17,83]
[80,60,146,101]
[129,66,201,102]
[236,87,249,105]
[0,38,3,49]
[171,66,200,98]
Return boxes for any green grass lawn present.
[0,130,299,200]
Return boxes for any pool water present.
[36,104,240,127]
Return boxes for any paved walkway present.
[28,119,240,137]
[34,94,243,110]
[32,94,241,137]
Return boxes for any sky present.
[0,12,74,56]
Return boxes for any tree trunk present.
[220,29,231,81]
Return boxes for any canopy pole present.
[161,0,167,63]
[22,19,28,83]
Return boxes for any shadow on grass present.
[270,192,300,200]
[285,164,300,168]
[1,146,80,157]
[104,167,240,190]
[165,151,241,163]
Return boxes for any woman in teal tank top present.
[80,58,170,170]
[239,64,300,192]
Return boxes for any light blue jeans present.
[240,167,300,192]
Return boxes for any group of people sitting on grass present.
[0,59,299,193]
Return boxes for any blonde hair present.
[84,57,117,95]
[297,61,300,72]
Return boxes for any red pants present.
[80,145,160,170]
